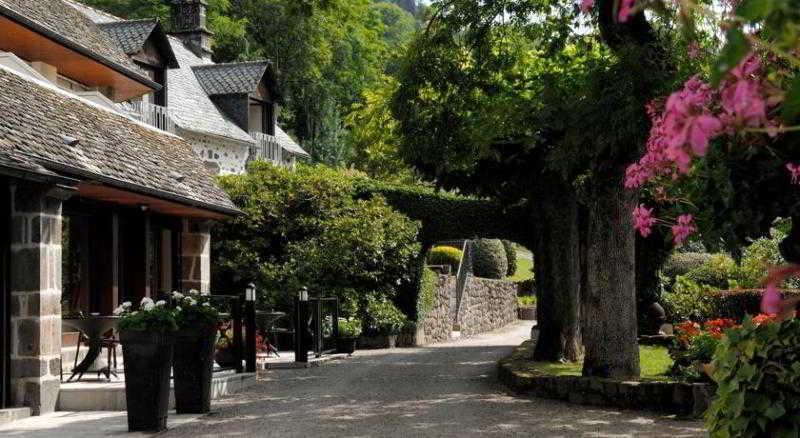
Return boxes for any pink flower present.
[632,204,657,237]
[720,76,767,130]
[661,77,722,172]
[787,163,800,185]
[671,214,697,245]
[761,283,783,315]
[617,0,635,22]
[687,42,701,59]
[580,0,594,13]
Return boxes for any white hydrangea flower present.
[176,306,182,312]
[189,289,200,296]
[200,290,210,296]
[202,302,211,307]
[142,301,156,311]
[140,297,154,306]
[185,297,197,306]
[155,300,167,307]
[172,291,184,300]
[112,305,126,316]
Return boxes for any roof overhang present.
[0,9,160,102]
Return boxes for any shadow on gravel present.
[158,341,706,438]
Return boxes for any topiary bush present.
[662,276,717,322]
[706,318,800,437]
[684,254,739,289]
[502,240,517,276]
[470,239,508,279]
[661,252,714,279]
[427,246,463,274]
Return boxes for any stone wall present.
[182,130,250,175]
[8,183,68,414]
[417,274,517,345]
[181,219,211,293]
[458,276,518,337]
[418,275,456,345]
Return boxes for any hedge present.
[471,239,508,279]
[354,181,531,246]
[502,240,517,276]
[417,268,438,319]
[707,289,800,321]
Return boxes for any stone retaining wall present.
[497,342,715,418]
[417,274,517,345]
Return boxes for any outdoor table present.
[62,316,119,382]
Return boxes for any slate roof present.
[63,0,120,24]
[0,0,155,88]
[0,65,239,215]
[192,61,272,96]
[275,126,309,158]
[167,38,255,144]
[99,19,178,68]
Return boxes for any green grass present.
[509,341,674,381]
[508,257,534,282]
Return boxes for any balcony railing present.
[118,101,176,133]
[249,131,284,165]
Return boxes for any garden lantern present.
[245,283,257,302]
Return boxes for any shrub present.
[662,276,717,322]
[213,162,420,314]
[471,239,508,279]
[661,252,713,279]
[706,318,800,436]
[338,318,362,338]
[502,240,517,276]
[684,254,739,289]
[517,295,536,308]
[517,278,536,295]
[417,268,438,319]
[707,289,800,321]
[427,246,463,274]
[364,299,407,335]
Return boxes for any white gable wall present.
[178,128,251,175]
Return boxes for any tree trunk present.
[582,182,640,378]
[532,181,582,362]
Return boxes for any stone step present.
[0,407,31,427]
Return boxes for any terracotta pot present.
[120,330,175,432]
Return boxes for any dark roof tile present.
[0,66,238,215]
[192,61,271,96]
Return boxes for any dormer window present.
[248,96,275,136]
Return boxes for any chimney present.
[169,0,214,60]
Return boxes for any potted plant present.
[114,297,178,432]
[517,295,537,320]
[363,300,407,348]
[336,318,361,354]
[172,290,220,414]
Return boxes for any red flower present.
[703,318,737,339]
[675,321,701,346]
[752,313,777,326]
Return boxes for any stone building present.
[0,0,242,416]
[67,0,310,175]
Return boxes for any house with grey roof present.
[67,0,310,175]
[0,0,246,416]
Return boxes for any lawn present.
[508,257,534,282]
[508,341,673,381]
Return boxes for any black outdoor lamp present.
[294,287,309,363]
[244,283,257,372]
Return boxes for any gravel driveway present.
[159,322,706,438]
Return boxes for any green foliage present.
[471,239,508,280]
[364,299,407,335]
[517,295,537,308]
[338,318,362,338]
[706,289,800,322]
[213,162,420,314]
[417,268,438,319]
[116,299,179,333]
[684,254,739,289]
[661,252,714,279]
[171,291,220,329]
[502,240,517,277]
[427,246,462,274]
[509,257,534,282]
[706,318,800,437]
[662,276,716,323]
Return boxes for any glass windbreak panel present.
[62,209,116,316]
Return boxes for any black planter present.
[336,337,357,355]
[518,307,537,320]
[173,326,217,414]
[120,330,175,432]
[215,347,239,368]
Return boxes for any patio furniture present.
[62,316,119,381]
[257,310,286,357]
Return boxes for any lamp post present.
[294,287,309,363]
[244,283,257,373]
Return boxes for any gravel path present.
[159,322,706,437]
